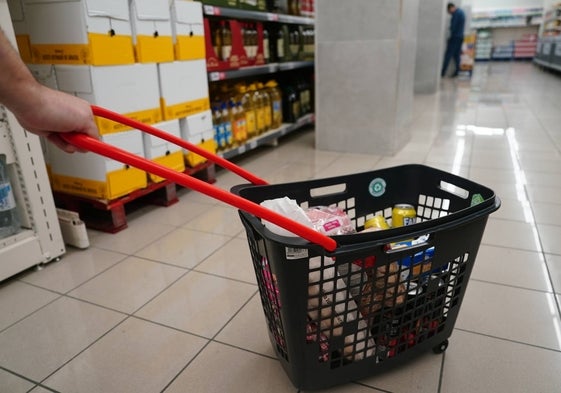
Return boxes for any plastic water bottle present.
[0,157,20,239]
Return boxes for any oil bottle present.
[0,156,20,239]
[258,82,272,131]
[239,85,257,138]
[266,80,283,129]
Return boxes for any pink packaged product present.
[305,206,356,236]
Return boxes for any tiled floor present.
[1,62,561,393]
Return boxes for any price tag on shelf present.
[203,5,215,15]
[249,140,258,150]
[266,13,279,21]
[238,145,246,154]
[209,72,225,81]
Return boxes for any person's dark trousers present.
[441,37,463,77]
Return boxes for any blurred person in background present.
[441,2,465,78]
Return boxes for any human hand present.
[12,84,99,153]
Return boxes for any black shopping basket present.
[65,106,500,391]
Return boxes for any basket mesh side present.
[305,248,471,365]
[246,233,289,361]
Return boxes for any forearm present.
[0,28,41,117]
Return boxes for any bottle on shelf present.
[289,27,301,59]
[276,26,286,62]
[284,84,301,123]
[213,22,222,60]
[266,80,283,129]
[212,104,224,151]
[259,82,273,131]
[263,28,270,63]
[239,84,257,138]
[235,102,248,142]
[288,0,300,15]
[220,102,234,148]
[229,99,244,144]
[250,83,266,135]
[0,156,21,240]
[221,21,232,62]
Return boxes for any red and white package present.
[305,206,356,236]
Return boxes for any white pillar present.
[315,0,420,155]
[414,0,447,94]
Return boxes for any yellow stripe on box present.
[185,138,216,167]
[51,167,147,200]
[96,107,163,135]
[30,33,134,65]
[135,35,174,63]
[16,35,32,63]
[161,97,211,120]
[174,36,206,60]
[89,33,135,65]
[149,151,186,183]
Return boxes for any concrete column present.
[414,0,447,94]
[315,0,419,155]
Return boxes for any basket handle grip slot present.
[309,183,346,198]
[439,180,469,199]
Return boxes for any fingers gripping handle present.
[60,108,338,252]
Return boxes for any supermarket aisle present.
[1,61,561,393]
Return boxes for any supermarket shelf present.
[202,5,314,25]
[208,61,314,81]
[533,57,561,72]
[278,60,314,71]
[219,113,314,159]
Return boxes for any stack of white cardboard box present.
[8,0,215,200]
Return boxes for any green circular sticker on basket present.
[369,178,386,197]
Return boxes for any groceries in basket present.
[308,256,375,362]
[257,197,448,363]
[259,197,356,236]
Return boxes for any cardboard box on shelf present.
[8,0,32,63]
[142,119,185,183]
[129,0,174,63]
[170,0,206,60]
[158,60,210,120]
[54,63,162,135]
[179,110,216,167]
[49,130,147,200]
[204,18,245,71]
[24,0,134,65]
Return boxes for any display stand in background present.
[460,32,476,77]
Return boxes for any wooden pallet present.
[53,161,216,233]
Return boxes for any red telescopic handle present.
[59,106,338,252]
[90,105,268,186]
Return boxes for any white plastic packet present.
[260,197,314,237]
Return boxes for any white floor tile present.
[441,330,561,393]
[42,317,207,393]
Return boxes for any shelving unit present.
[534,3,561,71]
[219,113,314,159]
[204,3,315,161]
[202,4,314,25]
[471,7,542,61]
[0,2,65,282]
[208,60,313,81]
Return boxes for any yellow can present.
[364,215,390,231]
[392,204,417,227]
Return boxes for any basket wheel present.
[433,339,449,354]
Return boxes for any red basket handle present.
[91,105,268,186]
[59,106,338,252]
